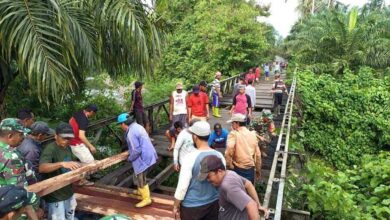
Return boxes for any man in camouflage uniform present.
[249,110,276,157]
[0,118,37,187]
[0,118,39,218]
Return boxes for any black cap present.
[198,155,225,181]
[0,185,37,217]
[30,121,54,135]
[85,104,98,112]
[192,85,200,93]
[135,81,144,89]
[199,81,207,87]
[55,123,75,139]
[214,123,222,131]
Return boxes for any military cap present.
[0,118,30,133]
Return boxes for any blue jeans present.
[47,195,77,220]
[234,166,255,184]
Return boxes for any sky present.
[258,0,389,38]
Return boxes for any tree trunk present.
[311,0,316,14]
[0,86,7,120]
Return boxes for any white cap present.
[226,113,246,123]
[188,121,211,136]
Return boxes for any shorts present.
[191,115,207,121]
[265,71,269,77]
[70,143,94,163]
[180,200,219,220]
[169,114,187,136]
[47,195,77,220]
[234,166,255,184]
[274,93,283,106]
[134,109,149,126]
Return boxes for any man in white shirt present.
[245,79,256,112]
[173,121,225,220]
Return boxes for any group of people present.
[0,65,286,220]
[0,105,99,219]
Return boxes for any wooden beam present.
[149,164,174,191]
[97,163,132,185]
[27,152,129,196]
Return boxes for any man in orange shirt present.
[225,113,261,184]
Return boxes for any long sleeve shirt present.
[225,127,261,175]
[125,122,158,175]
[173,129,195,165]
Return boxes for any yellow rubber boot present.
[132,188,140,195]
[212,107,216,117]
[215,107,222,118]
[135,185,152,208]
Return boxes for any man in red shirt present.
[255,66,261,83]
[187,85,209,121]
[69,104,97,185]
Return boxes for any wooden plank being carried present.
[27,152,129,196]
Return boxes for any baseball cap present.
[135,81,143,89]
[30,121,54,135]
[117,113,135,124]
[197,155,225,181]
[226,113,246,123]
[55,123,74,139]
[262,110,273,119]
[0,118,30,134]
[214,123,222,131]
[0,185,38,217]
[188,121,211,136]
[192,85,200,94]
[176,82,183,90]
[85,104,98,112]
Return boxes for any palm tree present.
[286,7,390,75]
[0,0,163,118]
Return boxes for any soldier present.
[0,118,36,187]
[0,118,39,219]
[249,110,276,157]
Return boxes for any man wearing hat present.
[0,185,39,220]
[0,118,35,187]
[249,110,276,157]
[69,104,98,185]
[17,121,54,183]
[187,85,209,121]
[166,82,188,150]
[39,123,81,219]
[130,81,151,135]
[198,155,269,220]
[225,114,261,184]
[117,113,158,208]
[211,71,223,118]
[173,121,225,220]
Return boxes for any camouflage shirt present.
[0,141,34,188]
[249,116,275,144]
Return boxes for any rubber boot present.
[214,107,222,118]
[212,107,216,117]
[135,185,152,208]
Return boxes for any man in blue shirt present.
[117,113,158,208]
[208,123,228,154]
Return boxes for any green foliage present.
[285,7,390,75]
[0,0,163,107]
[297,68,390,169]
[156,0,272,83]
[303,152,390,219]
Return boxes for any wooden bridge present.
[28,71,310,219]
